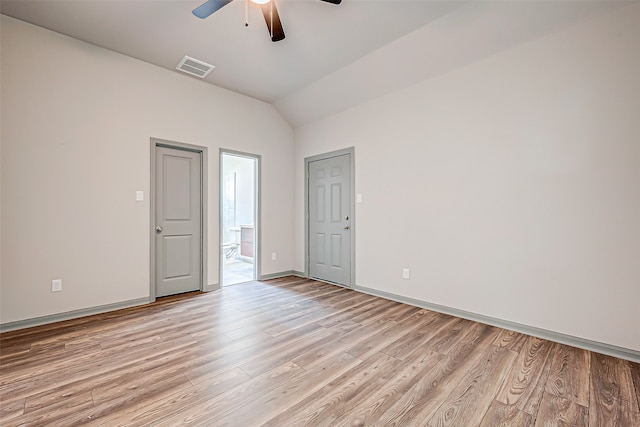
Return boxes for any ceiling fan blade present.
[193,0,234,19]
[319,0,342,4]
[261,1,285,42]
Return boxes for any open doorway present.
[220,150,259,286]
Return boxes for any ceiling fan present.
[193,0,342,42]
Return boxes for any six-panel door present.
[308,154,351,286]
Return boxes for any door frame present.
[149,138,209,301]
[304,147,355,288]
[219,148,261,286]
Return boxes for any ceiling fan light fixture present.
[193,0,340,42]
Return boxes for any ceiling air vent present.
[176,55,215,78]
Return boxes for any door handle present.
[344,225,350,230]
[155,225,163,233]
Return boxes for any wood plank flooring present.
[1,276,639,426]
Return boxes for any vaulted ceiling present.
[0,0,627,126]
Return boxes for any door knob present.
[344,225,350,230]
[155,225,163,233]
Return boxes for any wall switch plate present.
[357,194,363,203]
[52,279,63,292]
[402,269,410,279]
[136,191,144,201]
[272,252,277,261]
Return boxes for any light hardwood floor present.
[1,276,639,426]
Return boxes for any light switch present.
[136,191,144,202]
[356,194,363,203]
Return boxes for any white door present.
[155,146,202,297]
[308,153,351,286]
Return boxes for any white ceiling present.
[0,0,629,127]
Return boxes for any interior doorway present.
[150,138,208,301]
[305,148,355,288]
[220,150,259,286]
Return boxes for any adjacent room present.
[1,0,639,425]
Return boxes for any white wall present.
[294,4,640,351]
[0,16,294,325]
[221,154,255,243]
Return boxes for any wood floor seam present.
[1,276,638,426]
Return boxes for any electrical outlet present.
[272,252,277,261]
[402,269,410,280]
[52,279,63,292]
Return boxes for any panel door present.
[155,147,202,297]
[308,154,351,286]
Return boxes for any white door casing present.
[308,153,352,286]
[155,146,202,297]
